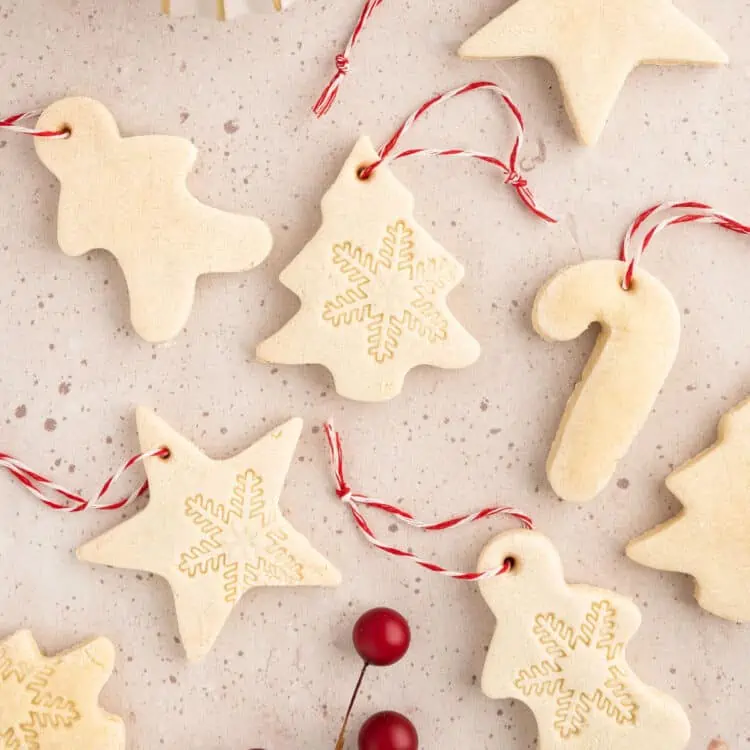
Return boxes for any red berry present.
[353,608,411,667]
[358,711,418,750]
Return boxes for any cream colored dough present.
[256,136,480,403]
[34,97,272,342]
[0,630,125,749]
[478,530,690,749]
[77,409,341,662]
[533,260,680,503]
[628,398,750,622]
[459,0,727,145]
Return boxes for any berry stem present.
[335,661,369,750]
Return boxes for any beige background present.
[0,1,745,747]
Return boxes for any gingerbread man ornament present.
[35,97,273,342]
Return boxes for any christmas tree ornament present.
[76,409,340,661]
[478,530,691,749]
[3,98,272,342]
[161,0,292,20]
[0,630,125,749]
[258,82,554,402]
[335,607,416,750]
[627,397,750,622]
[535,201,750,504]
[323,422,534,579]
[460,0,727,145]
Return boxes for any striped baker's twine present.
[0,446,169,512]
[313,0,384,117]
[0,110,68,138]
[356,81,556,223]
[620,201,750,289]
[323,421,534,581]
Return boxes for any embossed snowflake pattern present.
[514,600,638,739]
[322,220,458,363]
[179,469,305,603]
[0,647,80,749]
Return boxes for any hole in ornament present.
[58,124,72,139]
[357,164,375,181]
[158,447,172,461]
[620,275,638,293]
[503,556,517,573]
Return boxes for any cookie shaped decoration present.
[162,0,291,18]
[78,409,341,661]
[0,630,125,749]
[533,259,681,503]
[628,398,750,622]
[34,97,272,342]
[460,0,727,145]
[257,136,480,402]
[478,530,690,749]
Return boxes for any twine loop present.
[323,420,534,582]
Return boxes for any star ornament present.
[0,630,125,749]
[628,398,750,622]
[460,0,728,145]
[78,409,341,662]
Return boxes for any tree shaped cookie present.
[533,260,681,503]
[34,97,273,342]
[628,398,750,622]
[478,530,690,749]
[78,409,341,661]
[0,630,125,749]
[460,0,727,145]
[256,136,480,402]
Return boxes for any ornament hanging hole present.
[158,447,172,462]
[357,164,374,182]
[503,556,517,574]
[58,124,72,139]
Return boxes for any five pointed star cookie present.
[628,398,750,622]
[460,0,727,145]
[34,97,273,342]
[256,136,480,402]
[78,408,341,661]
[0,630,125,749]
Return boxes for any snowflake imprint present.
[322,220,457,363]
[514,599,638,739]
[178,469,305,603]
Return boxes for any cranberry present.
[358,711,418,750]
[353,608,411,666]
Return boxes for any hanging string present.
[0,110,69,139]
[0,446,169,513]
[323,421,534,581]
[620,201,750,290]
[313,0,384,118]
[355,81,555,223]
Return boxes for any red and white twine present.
[621,201,750,289]
[358,81,555,223]
[0,446,169,512]
[313,0,384,117]
[0,110,68,138]
[323,421,534,581]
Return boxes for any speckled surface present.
[0,1,745,748]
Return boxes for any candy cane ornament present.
[323,421,535,581]
[535,201,750,504]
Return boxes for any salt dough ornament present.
[0,630,125,749]
[78,408,341,661]
[478,530,690,749]
[256,136,480,402]
[533,259,680,503]
[628,398,750,622]
[34,97,272,342]
[459,0,727,145]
